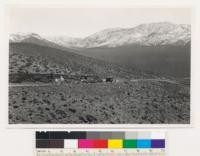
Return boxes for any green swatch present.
[123,139,137,148]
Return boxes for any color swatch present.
[108,139,123,148]
[36,131,165,149]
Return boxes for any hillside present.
[73,43,191,78]
[9,42,153,80]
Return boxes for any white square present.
[151,132,165,139]
[64,139,78,148]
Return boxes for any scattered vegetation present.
[9,42,154,79]
[9,81,190,124]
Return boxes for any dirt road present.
[9,78,179,87]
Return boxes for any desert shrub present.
[86,115,97,123]
[69,108,76,113]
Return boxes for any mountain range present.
[10,22,191,48]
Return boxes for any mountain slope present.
[39,22,190,48]
[80,22,190,48]
[73,43,191,78]
[9,42,154,79]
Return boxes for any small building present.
[80,75,102,83]
[55,76,65,85]
[60,76,65,82]
[105,77,113,82]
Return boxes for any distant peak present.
[84,28,119,38]
[9,32,44,43]
[28,33,41,38]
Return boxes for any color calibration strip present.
[36,131,165,149]
[36,131,165,156]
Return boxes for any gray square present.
[87,132,100,139]
[99,132,112,139]
[125,132,137,139]
[111,132,125,139]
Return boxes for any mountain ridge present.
[10,22,191,48]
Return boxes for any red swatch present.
[92,140,108,148]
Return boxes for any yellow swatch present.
[108,139,123,148]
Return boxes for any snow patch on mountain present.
[44,35,82,47]
[76,22,191,47]
[10,33,43,42]
[10,22,191,48]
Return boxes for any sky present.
[8,7,191,38]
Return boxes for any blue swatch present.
[137,139,151,148]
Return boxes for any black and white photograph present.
[8,7,191,124]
